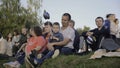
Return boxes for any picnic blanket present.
[89,49,120,59]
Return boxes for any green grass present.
[0,53,120,68]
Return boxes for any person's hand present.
[47,43,54,50]
[86,32,93,36]
[52,36,59,41]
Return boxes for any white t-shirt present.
[116,26,120,38]
[110,22,118,35]
[60,26,75,49]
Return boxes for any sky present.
[21,0,120,29]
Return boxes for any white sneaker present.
[37,54,42,59]
[52,49,60,59]
[3,61,15,68]
[88,48,92,52]
[34,59,38,65]
[78,49,84,53]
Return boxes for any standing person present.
[69,20,80,52]
[47,13,75,55]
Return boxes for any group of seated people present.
[0,13,120,68]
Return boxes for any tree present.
[76,26,90,34]
[27,0,42,25]
[0,0,42,37]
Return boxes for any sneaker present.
[78,49,84,53]
[3,62,15,68]
[88,48,92,52]
[37,54,42,59]
[52,49,60,59]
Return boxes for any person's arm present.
[47,38,71,50]
[59,33,64,41]
[82,30,94,37]
[34,46,42,51]
[17,43,27,53]
[92,27,110,36]
[48,27,75,49]
[52,36,59,41]
[52,33,64,41]
[53,38,71,46]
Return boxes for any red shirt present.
[25,36,47,54]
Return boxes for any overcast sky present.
[21,0,120,29]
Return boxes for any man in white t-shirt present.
[47,13,75,55]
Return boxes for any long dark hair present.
[13,29,19,36]
[114,18,119,24]
[6,33,13,42]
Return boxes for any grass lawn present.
[0,52,120,68]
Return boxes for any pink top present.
[25,36,47,54]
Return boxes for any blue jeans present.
[36,47,73,64]
[36,50,54,64]
[16,52,25,64]
[61,47,73,55]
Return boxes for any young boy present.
[49,22,64,58]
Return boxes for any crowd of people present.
[0,13,120,68]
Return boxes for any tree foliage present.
[76,26,90,34]
[0,0,42,37]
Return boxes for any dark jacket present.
[73,30,80,51]
[82,26,109,50]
